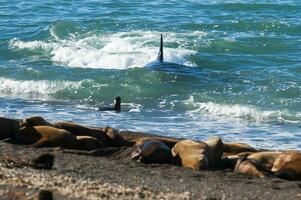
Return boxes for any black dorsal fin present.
[156,34,164,62]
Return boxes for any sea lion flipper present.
[32,138,48,148]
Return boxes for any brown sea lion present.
[271,151,301,180]
[0,117,20,140]
[22,116,54,127]
[15,126,78,149]
[53,121,108,145]
[133,137,180,149]
[223,142,258,155]
[247,151,282,171]
[171,139,215,170]
[103,127,133,147]
[131,140,172,164]
[234,157,266,178]
[221,151,256,169]
[233,151,282,178]
[204,136,224,164]
[76,135,104,150]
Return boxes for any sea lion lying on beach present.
[15,125,78,148]
[223,142,258,155]
[0,117,21,140]
[21,116,54,127]
[54,121,132,147]
[271,151,301,180]
[104,127,133,147]
[14,126,102,150]
[171,139,216,170]
[54,121,108,145]
[131,140,172,164]
[222,151,256,169]
[76,136,105,150]
[234,156,266,178]
[248,151,282,171]
[204,137,224,164]
[234,151,282,178]
[133,137,180,149]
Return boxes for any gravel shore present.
[1,131,301,200]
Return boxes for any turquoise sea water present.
[1,0,301,149]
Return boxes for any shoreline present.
[1,130,301,200]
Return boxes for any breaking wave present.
[184,96,301,124]
[9,30,202,69]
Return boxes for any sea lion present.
[131,140,172,164]
[15,126,78,149]
[234,157,266,178]
[233,151,282,178]
[171,139,215,170]
[22,116,54,127]
[103,127,133,147]
[15,126,104,150]
[223,142,258,155]
[0,117,20,140]
[221,151,256,169]
[204,136,224,164]
[53,121,108,145]
[247,151,282,171]
[133,136,180,149]
[76,136,105,150]
[97,96,121,112]
[271,151,301,180]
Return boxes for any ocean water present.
[1,0,301,150]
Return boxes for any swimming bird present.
[97,96,121,112]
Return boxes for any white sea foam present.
[9,31,203,69]
[0,78,87,99]
[184,95,301,123]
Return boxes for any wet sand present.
[1,131,301,200]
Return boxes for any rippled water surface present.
[1,0,301,149]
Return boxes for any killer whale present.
[144,34,195,75]
[145,34,167,68]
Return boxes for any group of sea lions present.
[0,116,132,150]
[1,115,301,181]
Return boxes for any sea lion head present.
[131,140,171,164]
[114,96,121,111]
[234,157,265,178]
[204,136,224,163]
[271,151,301,180]
[22,116,53,127]
[104,127,133,147]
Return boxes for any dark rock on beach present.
[31,153,55,170]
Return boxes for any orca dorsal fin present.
[156,34,164,62]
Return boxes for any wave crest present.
[184,96,301,124]
[0,78,87,99]
[9,31,201,69]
